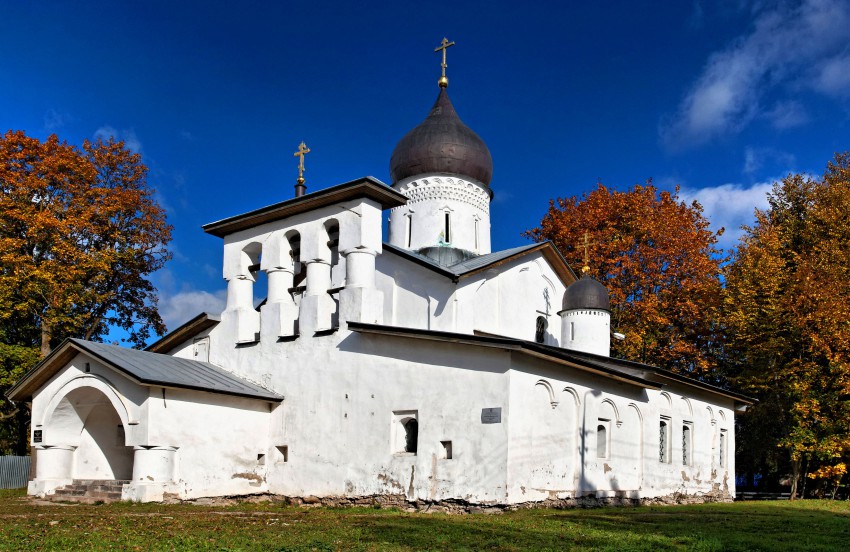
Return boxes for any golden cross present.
[434,37,455,88]
[576,232,599,274]
[293,141,310,184]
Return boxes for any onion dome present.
[389,88,493,186]
[563,276,610,311]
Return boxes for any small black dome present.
[389,88,493,186]
[563,276,610,311]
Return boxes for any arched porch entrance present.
[38,385,133,483]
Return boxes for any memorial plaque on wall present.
[481,407,502,424]
[33,430,42,443]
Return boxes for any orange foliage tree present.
[725,154,850,498]
[525,181,725,378]
[0,130,172,354]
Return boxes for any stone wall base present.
[171,491,733,513]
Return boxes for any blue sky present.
[2,0,849,338]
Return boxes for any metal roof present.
[70,339,282,401]
[202,176,407,238]
[389,88,493,186]
[383,241,577,285]
[6,339,282,402]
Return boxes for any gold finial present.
[294,141,310,184]
[577,232,599,274]
[434,37,455,88]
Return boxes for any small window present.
[404,419,418,453]
[276,445,289,463]
[535,316,547,344]
[474,218,479,250]
[444,212,451,243]
[596,422,609,459]
[441,440,453,460]
[405,214,413,248]
[570,321,575,341]
[719,430,727,468]
[393,410,419,455]
[257,453,266,466]
[659,419,670,463]
[682,424,692,466]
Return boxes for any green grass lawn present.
[0,489,848,551]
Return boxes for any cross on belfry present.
[294,141,310,185]
[434,37,455,88]
[576,231,599,274]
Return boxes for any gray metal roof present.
[448,244,541,274]
[70,339,282,401]
[383,242,545,280]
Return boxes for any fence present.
[0,456,31,489]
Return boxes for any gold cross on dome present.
[576,232,599,274]
[293,141,310,184]
[434,37,455,88]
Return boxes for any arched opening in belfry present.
[242,242,264,309]
[46,386,133,480]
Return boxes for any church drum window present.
[444,212,451,243]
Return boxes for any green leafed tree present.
[725,153,850,498]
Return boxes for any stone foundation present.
[169,491,733,513]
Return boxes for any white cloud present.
[43,109,71,131]
[661,0,850,148]
[94,126,143,154]
[680,181,774,250]
[742,146,796,176]
[763,100,809,129]
[813,51,850,96]
[158,288,226,332]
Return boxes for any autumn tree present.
[0,130,172,453]
[526,182,725,378]
[725,154,850,498]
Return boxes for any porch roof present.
[6,339,282,402]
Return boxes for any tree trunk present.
[790,456,801,500]
[40,324,52,357]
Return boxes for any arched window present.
[682,424,692,466]
[444,212,451,243]
[404,419,418,454]
[535,316,547,344]
[596,423,608,459]
[659,419,670,463]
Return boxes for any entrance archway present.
[46,386,133,480]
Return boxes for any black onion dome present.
[563,276,610,311]
[389,88,493,186]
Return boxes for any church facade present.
[8,66,751,506]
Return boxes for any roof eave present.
[146,312,221,354]
[202,176,407,238]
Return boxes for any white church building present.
[8,62,751,506]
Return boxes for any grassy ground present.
[0,489,848,551]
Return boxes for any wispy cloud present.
[661,0,850,149]
[742,146,796,176]
[158,288,226,332]
[43,109,71,131]
[680,181,774,250]
[94,126,143,153]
